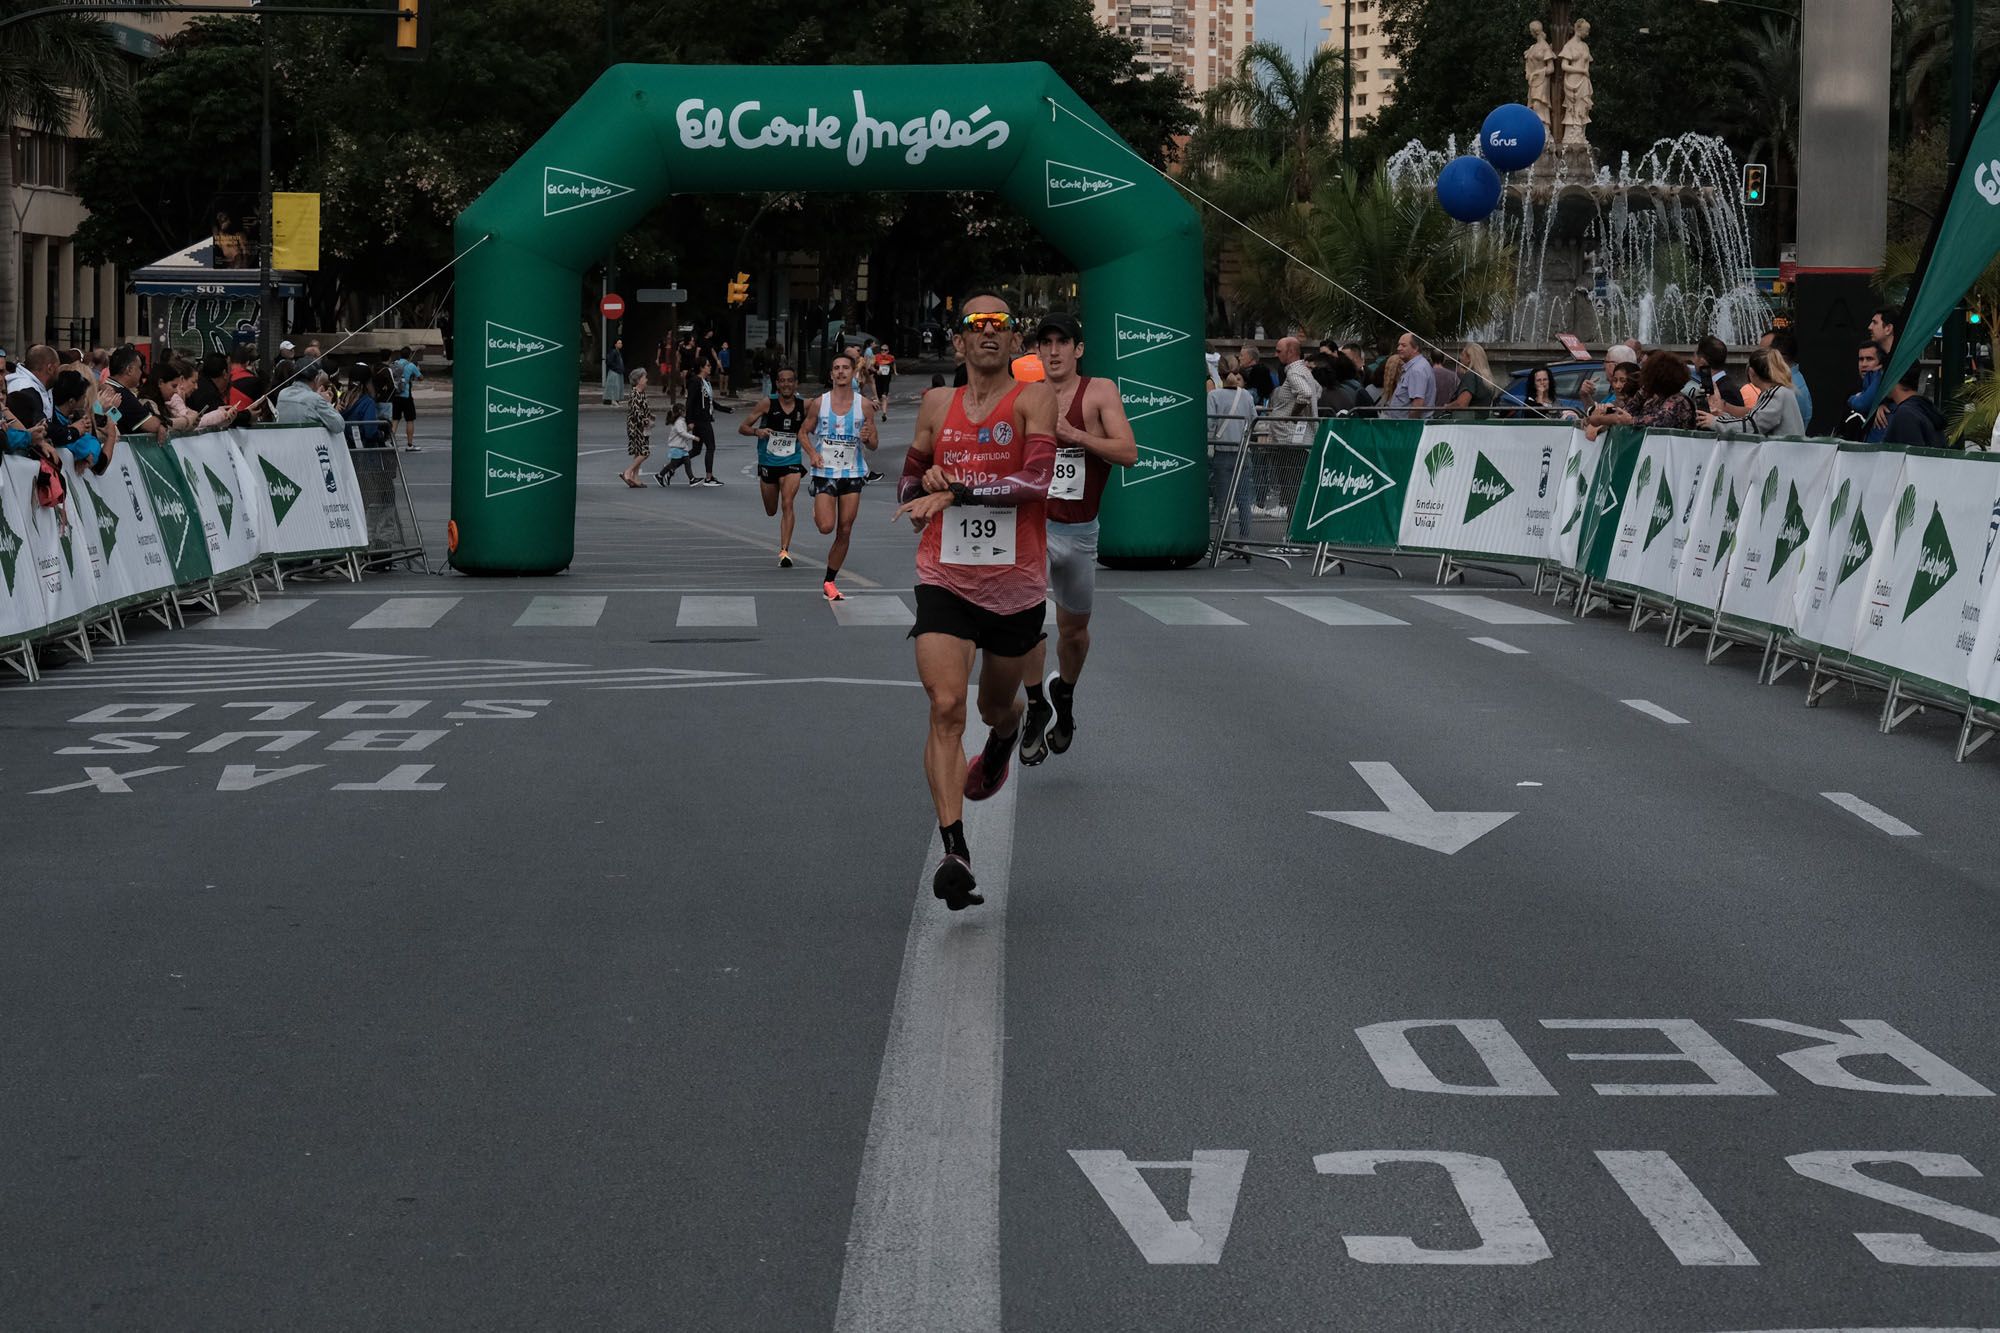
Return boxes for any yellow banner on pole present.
[270,192,321,271]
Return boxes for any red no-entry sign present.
[600,293,625,320]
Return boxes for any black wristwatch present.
[948,482,974,506]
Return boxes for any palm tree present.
[1895,0,2000,141]
[0,2,130,351]
[1185,41,1350,214]
[1232,171,1514,346]
[1878,236,2000,445]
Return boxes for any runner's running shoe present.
[964,738,1012,801]
[779,549,793,568]
[932,855,982,910]
[1018,686,1055,767]
[823,581,845,602]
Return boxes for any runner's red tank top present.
[1047,375,1110,525]
[917,382,1048,616]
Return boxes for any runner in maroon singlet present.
[1015,312,1135,766]
[894,292,1058,910]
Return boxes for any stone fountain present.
[1386,8,1769,348]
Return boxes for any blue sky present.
[1256,0,1330,66]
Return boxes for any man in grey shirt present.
[1387,330,1434,419]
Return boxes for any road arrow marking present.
[1310,761,1516,855]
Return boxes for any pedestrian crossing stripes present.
[1121,595,1245,626]
[515,595,608,627]
[1412,594,1570,627]
[678,595,757,627]
[19,588,1587,673]
[350,597,462,629]
[8,641,751,694]
[1266,596,1408,627]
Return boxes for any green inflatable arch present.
[448,62,1206,575]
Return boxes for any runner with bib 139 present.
[799,350,878,601]
[1017,312,1136,766]
[739,365,807,568]
[895,293,1057,910]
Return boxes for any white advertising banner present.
[1603,431,1706,598]
[0,457,50,641]
[65,466,116,600]
[1674,438,1760,614]
[1791,445,1909,658]
[1719,438,1839,631]
[1397,424,1570,562]
[1846,449,2000,697]
[242,427,365,557]
[93,453,177,601]
[178,434,261,576]
[1550,428,1601,571]
[23,464,98,626]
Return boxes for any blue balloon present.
[1480,103,1546,172]
[1436,155,1503,223]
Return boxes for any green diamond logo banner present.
[1769,483,1809,583]
[205,463,236,537]
[1463,451,1515,523]
[1645,475,1676,550]
[1904,502,1958,621]
[260,456,303,527]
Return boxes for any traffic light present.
[387,0,430,59]
[726,272,749,306]
[1742,162,1766,207]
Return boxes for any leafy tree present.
[1231,171,1513,345]
[71,0,1192,347]
[1187,41,1350,208]
[0,0,131,349]
[1365,1,1768,168]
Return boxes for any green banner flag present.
[1286,419,1423,548]
[131,442,214,585]
[1877,72,2000,408]
[1576,427,1644,581]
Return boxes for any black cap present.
[1034,311,1083,343]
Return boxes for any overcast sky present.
[1255,0,1330,66]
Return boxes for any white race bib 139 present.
[940,508,1016,565]
[1050,447,1086,500]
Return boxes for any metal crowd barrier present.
[1207,412,1315,568]
[350,447,429,573]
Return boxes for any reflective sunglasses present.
[959,313,1016,333]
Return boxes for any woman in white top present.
[1207,370,1259,540]
[1703,347,1805,437]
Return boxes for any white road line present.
[677,595,758,627]
[1122,595,1245,626]
[1470,637,1528,655]
[1822,792,1921,837]
[1623,699,1690,725]
[197,599,316,630]
[513,595,607,628]
[1595,1151,1758,1266]
[1268,595,1408,627]
[830,595,915,627]
[835,733,1013,1333]
[349,597,461,629]
[1414,594,1569,626]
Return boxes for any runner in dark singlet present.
[738,366,807,567]
[894,292,1058,910]
[1017,313,1136,766]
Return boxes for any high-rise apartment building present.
[1320,0,1398,138]
[1090,0,1257,97]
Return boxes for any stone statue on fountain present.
[1560,19,1594,146]
[1524,21,1556,135]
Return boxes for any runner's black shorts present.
[391,395,416,421]
[910,584,1047,658]
[810,475,866,498]
[758,463,805,484]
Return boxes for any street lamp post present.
[1941,0,1973,400]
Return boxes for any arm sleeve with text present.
[966,434,1054,506]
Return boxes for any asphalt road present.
[6,390,2000,1332]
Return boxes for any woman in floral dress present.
[620,368,653,488]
